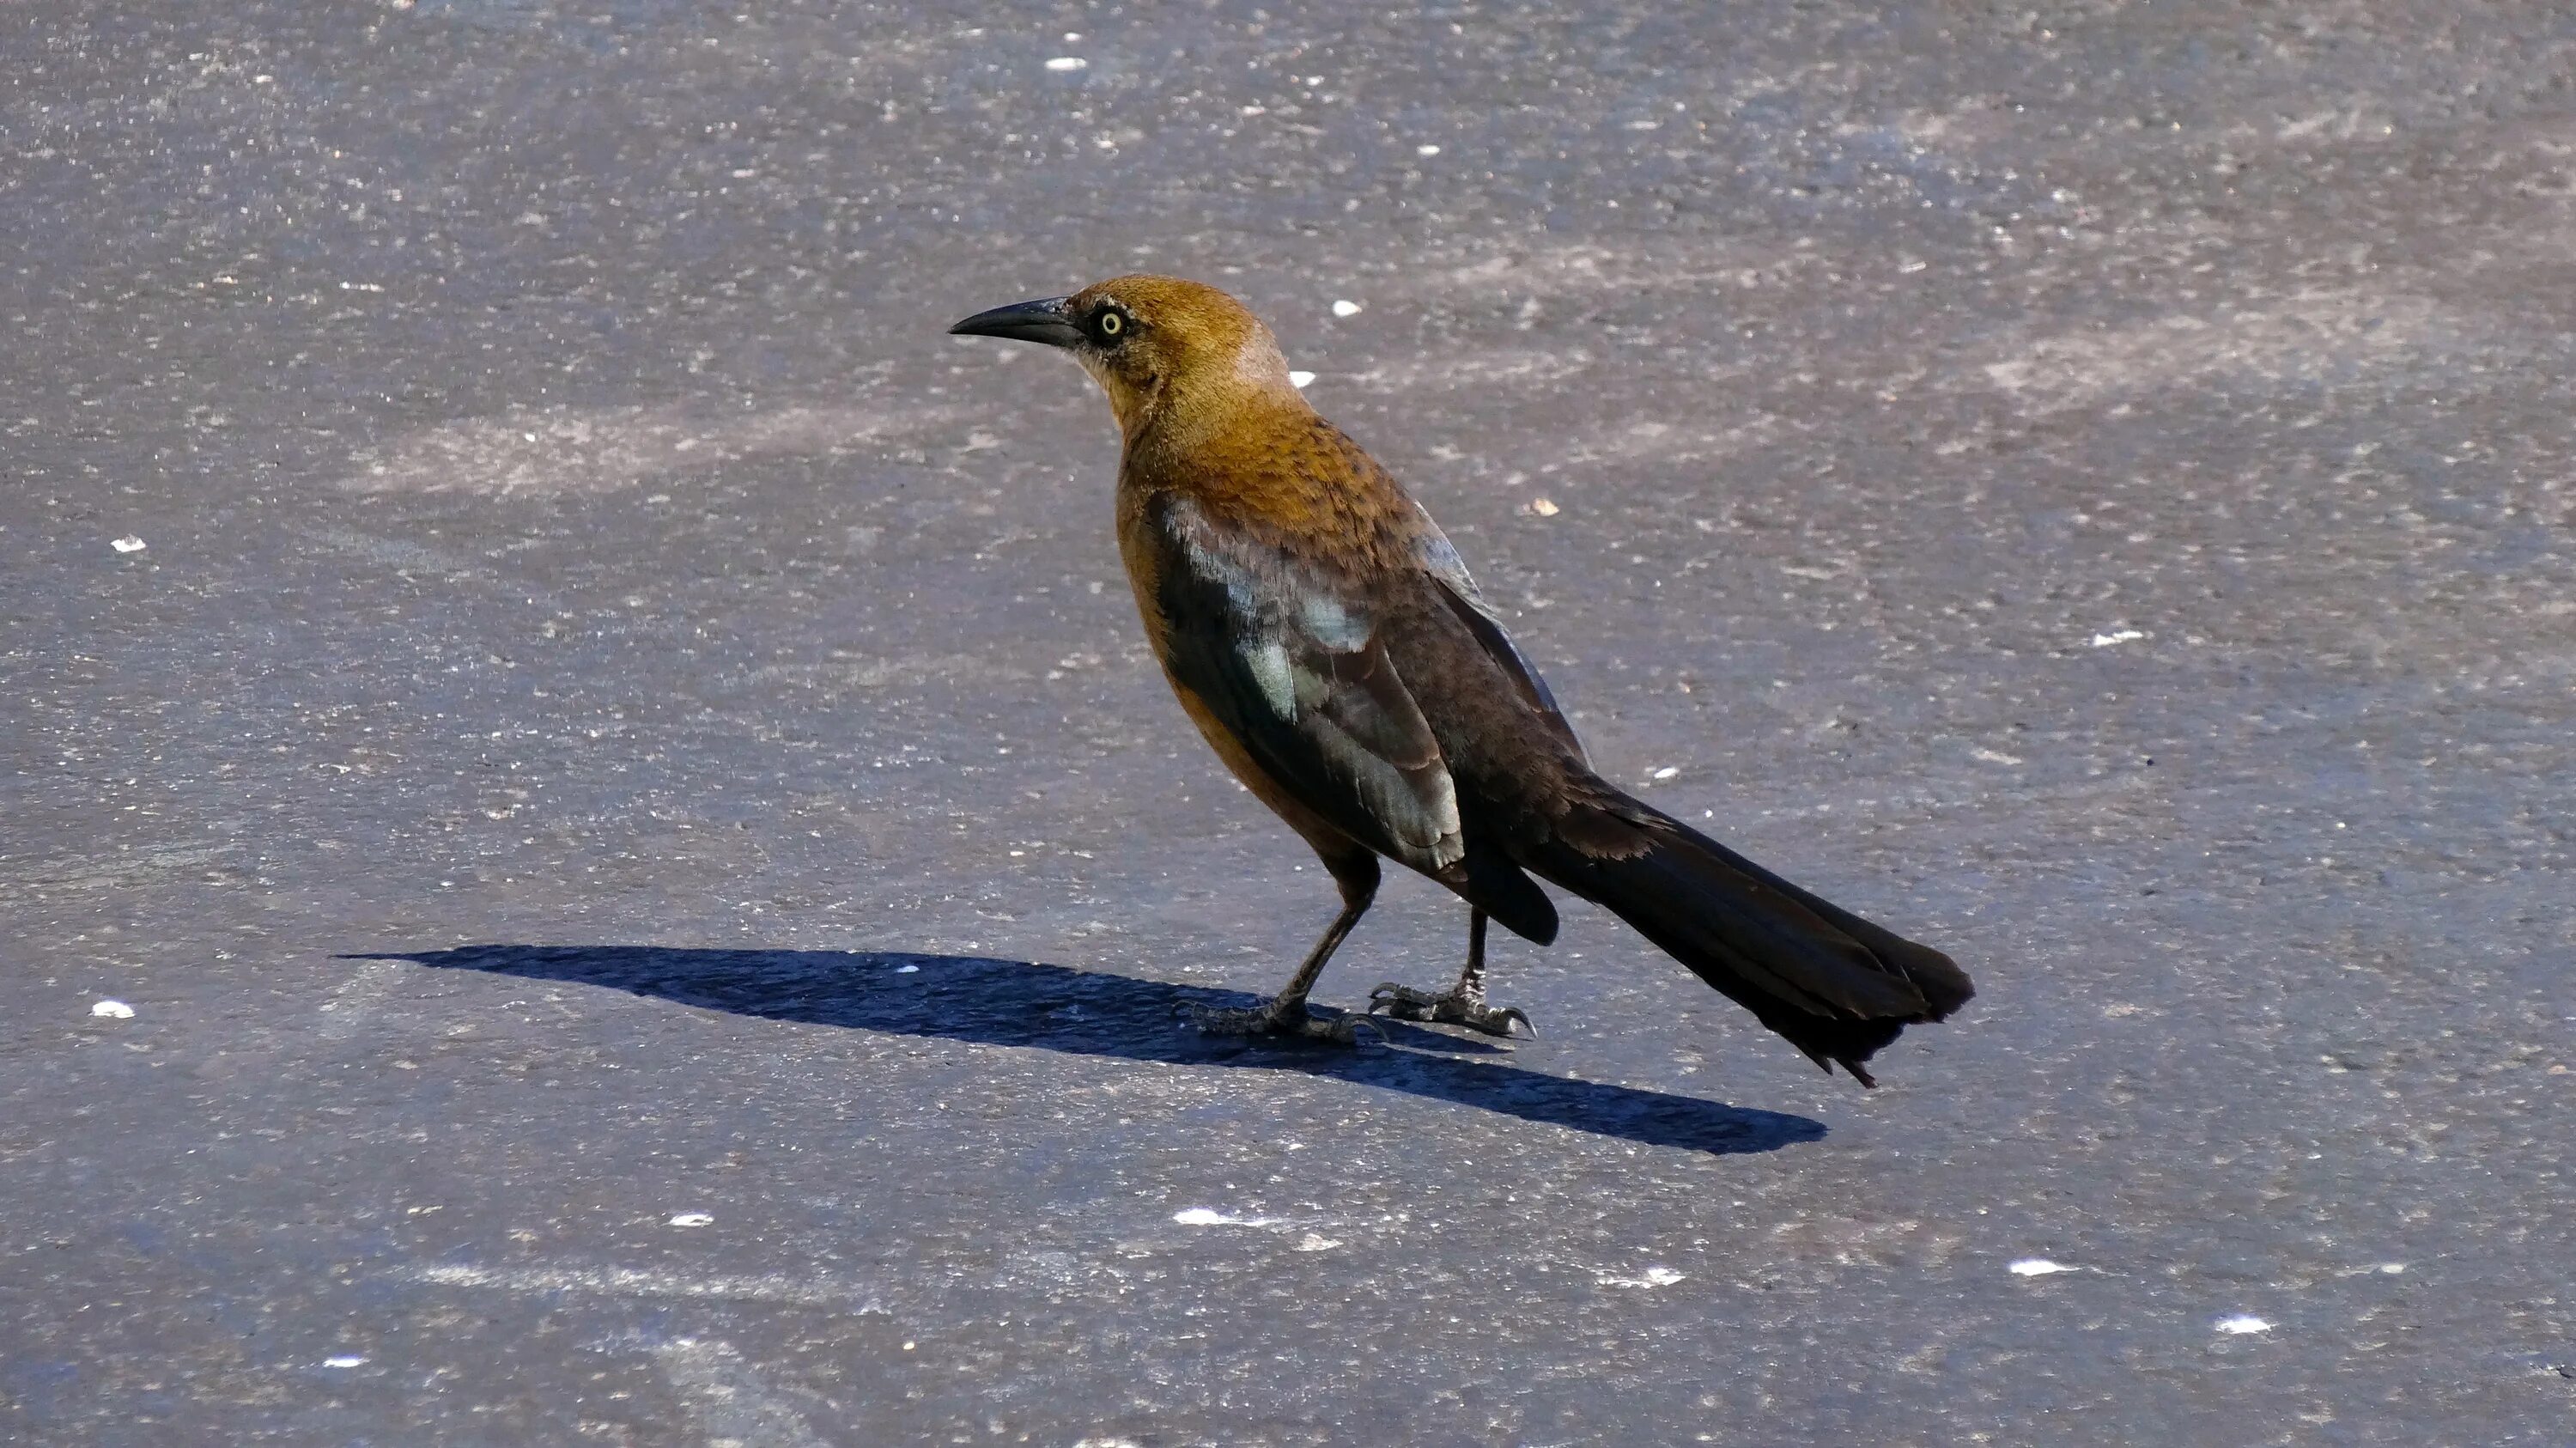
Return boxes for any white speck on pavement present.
[1171,1208,1284,1228]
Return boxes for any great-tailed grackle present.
[951,277,1971,1085]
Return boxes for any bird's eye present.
[1094,308,1125,340]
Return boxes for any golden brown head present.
[949,274,1305,441]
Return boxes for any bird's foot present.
[1185,996,1372,1045]
[1366,983,1534,1038]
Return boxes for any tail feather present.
[1525,792,1972,1086]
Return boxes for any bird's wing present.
[1407,502,1586,760]
[1150,495,1464,871]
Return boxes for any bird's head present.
[948,275,1304,441]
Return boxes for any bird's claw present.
[1184,999,1376,1046]
[1366,983,1535,1038]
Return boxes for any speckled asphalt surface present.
[5,3,2573,1443]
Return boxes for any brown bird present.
[950,276,1971,1085]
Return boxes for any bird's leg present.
[1188,856,1377,1044]
[1368,909,1535,1038]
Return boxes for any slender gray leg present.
[1455,909,1491,1004]
[1188,855,1378,1043]
[1367,908,1535,1038]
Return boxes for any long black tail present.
[1524,792,1972,1086]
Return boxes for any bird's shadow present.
[353,946,1825,1157]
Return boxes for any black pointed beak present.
[948,295,1084,348]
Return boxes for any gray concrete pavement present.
[4,2,2573,1442]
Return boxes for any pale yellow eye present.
[1097,310,1124,338]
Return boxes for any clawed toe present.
[1367,983,1535,1038]
[1367,983,1439,1019]
[1186,1000,1373,1045]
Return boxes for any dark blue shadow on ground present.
[357,946,1825,1157]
